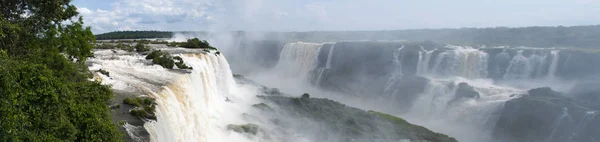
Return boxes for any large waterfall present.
[273,42,323,81]
[89,49,261,142]
[245,41,592,142]
[145,54,243,142]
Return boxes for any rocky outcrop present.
[493,87,600,142]
[257,95,458,142]
[448,83,480,106]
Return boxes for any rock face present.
[448,83,480,106]
[257,95,458,142]
[493,87,600,142]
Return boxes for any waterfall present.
[405,78,522,142]
[144,53,251,142]
[315,43,336,86]
[325,43,336,68]
[429,46,488,78]
[416,49,436,75]
[546,107,571,142]
[504,50,533,80]
[383,46,405,95]
[273,42,323,82]
[547,50,560,79]
[568,111,598,141]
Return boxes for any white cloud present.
[78,0,213,33]
[76,0,600,33]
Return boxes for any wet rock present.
[493,87,599,142]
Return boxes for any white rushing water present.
[89,49,264,142]
[383,46,405,95]
[428,46,489,79]
[273,42,323,82]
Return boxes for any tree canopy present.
[95,31,173,40]
[0,0,121,141]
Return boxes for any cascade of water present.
[325,43,336,68]
[547,50,560,79]
[530,51,549,78]
[146,53,248,142]
[383,46,405,95]
[546,107,571,142]
[124,123,149,142]
[504,50,533,80]
[315,43,336,86]
[429,46,488,78]
[416,49,436,76]
[568,111,598,141]
[405,77,522,141]
[273,42,323,82]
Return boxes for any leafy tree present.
[135,43,150,52]
[181,38,215,49]
[0,0,122,141]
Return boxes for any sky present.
[73,0,600,34]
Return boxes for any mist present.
[75,0,600,142]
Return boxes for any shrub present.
[95,43,115,49]
[135,43,150,52]
[145,50,164,59]
[181,38,216,49]
[153,55,175,69]
[301,93,310,100]
[123,97,142,107]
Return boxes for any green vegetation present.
[95,31,172,40]
[166,38,217,50]
[260,95,457,142]
[369,111,457,142]
[181,38,213,49]
[116,42,134,52]
[0,0,121,141]
[173,56,193,69]
[227,123,259,135]
[123,97,156,120]
[96,43,115,49]
[145,50,192,69]
[134,43,150,52]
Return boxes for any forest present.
[98,25,600,49]
[95,31,173,40]
[0,0,121,141]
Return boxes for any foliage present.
[134,43,150,52]
[369,111,457,142]
[116,42,133,52]
[260,95,457,142]
[173,56,192,69]
[123,97,156,120]
[227,124,259,135]
[95,43,115,49]
[0,60,122,141]
[145,50,192,69]
[95,31,172,40]
[180,38,217,49]
[301,93,310,100]
[0,0,122,141]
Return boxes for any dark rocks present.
[493,87,599,142]
[227,123,260,135]
[448,82,480,106]
[260,95,458,142]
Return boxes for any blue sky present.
[73,0,600,34]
